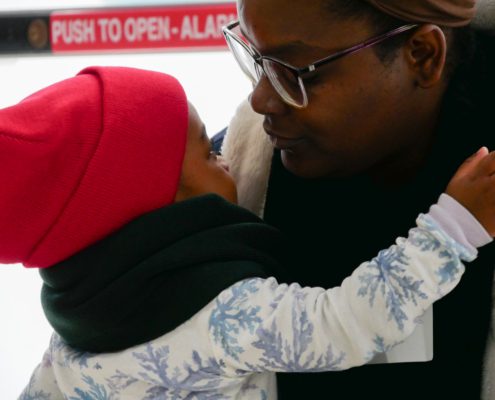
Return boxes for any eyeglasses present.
[222,20,418,108]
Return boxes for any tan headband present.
[363,0,477,27]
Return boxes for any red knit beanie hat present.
[0,66,188,268]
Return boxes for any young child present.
[4,66,493,400]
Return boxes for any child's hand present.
[446,147,495,237]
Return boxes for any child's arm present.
[18,347,64,400]
[206,148,495,376]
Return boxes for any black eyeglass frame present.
[222,20,419,108]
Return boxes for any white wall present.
[0,0,222,12]
[0,50,250,398]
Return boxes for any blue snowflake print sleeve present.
[19,213,479,400]
[208,214,475,375]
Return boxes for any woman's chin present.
[281,150,335,179]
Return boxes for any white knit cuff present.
[428,193,493,256]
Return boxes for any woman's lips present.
[264,127,305,150]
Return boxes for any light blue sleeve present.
[18,348,64,400]
[207,214,476,375]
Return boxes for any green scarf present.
[40,194,286,353]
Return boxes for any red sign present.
[50,3,237,53]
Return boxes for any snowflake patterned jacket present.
[20,194,485,400]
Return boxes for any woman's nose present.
[249,74,288,116]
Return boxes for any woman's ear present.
[404,24,448,88]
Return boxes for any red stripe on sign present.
[50,3,237,53]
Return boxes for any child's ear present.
[404,24,448,88]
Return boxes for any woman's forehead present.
[239,0,324,37]
[238,0,371,57]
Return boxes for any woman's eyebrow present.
[240,27,317,57]
[239,27,337,59]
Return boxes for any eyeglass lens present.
[225,29,306,107]
[262,59,305,107]
[225,35,259,83]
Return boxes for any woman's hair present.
[322,0,476,79]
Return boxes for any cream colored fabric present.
[221,99,273,217]
[363,0,476,27]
